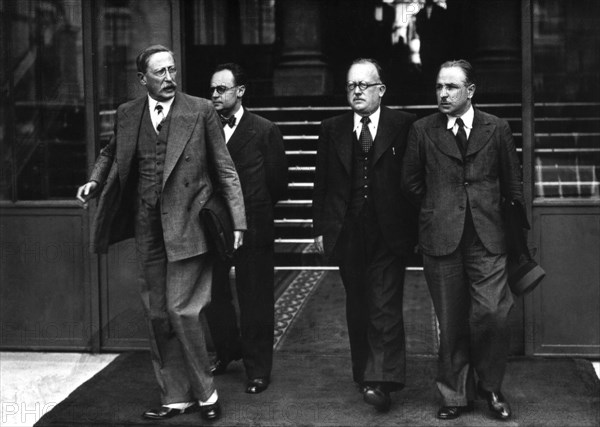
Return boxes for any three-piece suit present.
[312,106,418,388]
[88,92,246,403]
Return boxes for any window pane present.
[192,0,227,46]
[1,0,85,200]
[533,0,600,200]
[240,0,276,45]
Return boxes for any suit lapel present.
[332,113,354,175]
[116,97,145,189]
[466,108,496,156]
[426,112,463,162]
[226,111,255,157]
[163,93,197,187]
[372,107,394,165]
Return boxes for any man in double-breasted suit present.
[205,63,287,394]
[402,60,523,421]
[312,58,418,413]
[76,45,246,422]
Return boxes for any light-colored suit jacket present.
[401,108,523,256]
[88,92,246,261]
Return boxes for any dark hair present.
[439,59,476,85]
[213,62,248,87]
[350,58,385,84]
[136,45,174,74]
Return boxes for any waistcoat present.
[136,105,171,206]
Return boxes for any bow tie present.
[220,115,236,128]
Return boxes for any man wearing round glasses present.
[313,58,418,413]
[76,45,246,422]
[206,63,287,395]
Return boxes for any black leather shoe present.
[142,403,198,420]
[437,403,474,420]
[363,385,391,412]
[200,401,221,421]
[246,378,269,394]
[211,355,241,375]
[478,387,511,420]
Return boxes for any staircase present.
[251,102,600,270]
[10,101,597,262]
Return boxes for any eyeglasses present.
[210,85,238,95]
[151,66,177,78]
[346,81,383,92]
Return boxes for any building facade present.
[1,0,598,356]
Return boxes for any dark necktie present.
[220,115,236,128]
[455,117,468,156]
[155,104,165,133]
[359,116,373,153]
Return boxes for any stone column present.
[273,0,332,96]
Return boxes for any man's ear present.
[378,84,387,98]
[137,72,146,86]
[467,83,476,99]
[237,85,246,98]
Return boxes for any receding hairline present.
[347,59,384,82]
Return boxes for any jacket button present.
[464,182,469,186]
[185,156,190,161]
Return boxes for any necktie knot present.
[220,115,236,128]
[155,104,165,132]
[456,117,465,128]
[359,115,373,153]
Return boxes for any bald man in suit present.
[313,58,417,413]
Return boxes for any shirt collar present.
[232,106,244,125]
[353,107,381,134]
[149,95,175,117]
[446,106,474,130]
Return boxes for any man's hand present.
[233,230,244,250]
[76,181,98,207]
[314,235,324,254]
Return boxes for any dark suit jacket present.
[88,92,246,261]
[226,109,287,247]
[401,108,523,257]
[312,106,418,259]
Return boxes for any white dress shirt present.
[148,96,174,131]
[353,107,381,141]
[223,107,244,143]
[447,105,474,139]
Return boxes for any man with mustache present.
[402,60,522,421]
[76,45,246,422]
[312,58,417,412]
